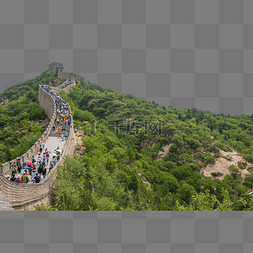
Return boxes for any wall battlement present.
[0,85,76,210]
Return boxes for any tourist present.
[42,167,47,179]
[37,153,41,163]
[17,159,22,172]
[28,165,32,175]
[46,152,49,165]
[17,161,22,174]
[10,174,16,182]
[38,163,43,177]
[14,177,24,184]
[39,142,44,154]
[33,161,37,170]
[31,169,36,180]
[21,173,29,184]
[11,165,16,177]
[52,156,57,166]
[33,173,41,184]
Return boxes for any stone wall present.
[0,167,57,210]
[58,71,69,80]
[64,123,76,158]
[0,85,76,210]
[38,85,55,119]
[0,86,56,175]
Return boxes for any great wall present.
[0,73,76,211]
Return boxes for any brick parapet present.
[0,84,76,210]
[1,86,56,175]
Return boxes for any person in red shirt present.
[14,177,24,184]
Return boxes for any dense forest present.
[38,74,253,211]
[2,70,253,211]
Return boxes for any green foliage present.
[52,81,253,210]
[205,155,216,164]
[0,70,57,164]
[52,156,98,211]
[185,137,201,149]
[4,70,253,211]
[34,203,56,211]
[73,108,95,123]
[238,162,247,170]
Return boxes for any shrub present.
[238,162,247,170]
[185,137,201,149]
[205,155,215,164]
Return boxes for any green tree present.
[178,183,196,205]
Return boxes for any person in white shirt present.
[39,142,44,154]
[52,156,57,166]
[37,154,42,163]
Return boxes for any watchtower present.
[48,62,64,72]
[48,62,69,80]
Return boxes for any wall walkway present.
[0,83,76,211]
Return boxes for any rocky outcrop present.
[137,173,151,186]
[200,149,251,181]
[156,144,172,160]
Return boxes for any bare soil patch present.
[137,172,151,186]
[0,98,9,105]
[200,149,251,181]
[156,144,172,160]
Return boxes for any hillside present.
[47,74,253,211]
[2,70,253,211]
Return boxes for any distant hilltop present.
[48,62,69,80]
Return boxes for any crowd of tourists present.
[4,84,72,184]
[58,76,74,89]
[7,145,61,184]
